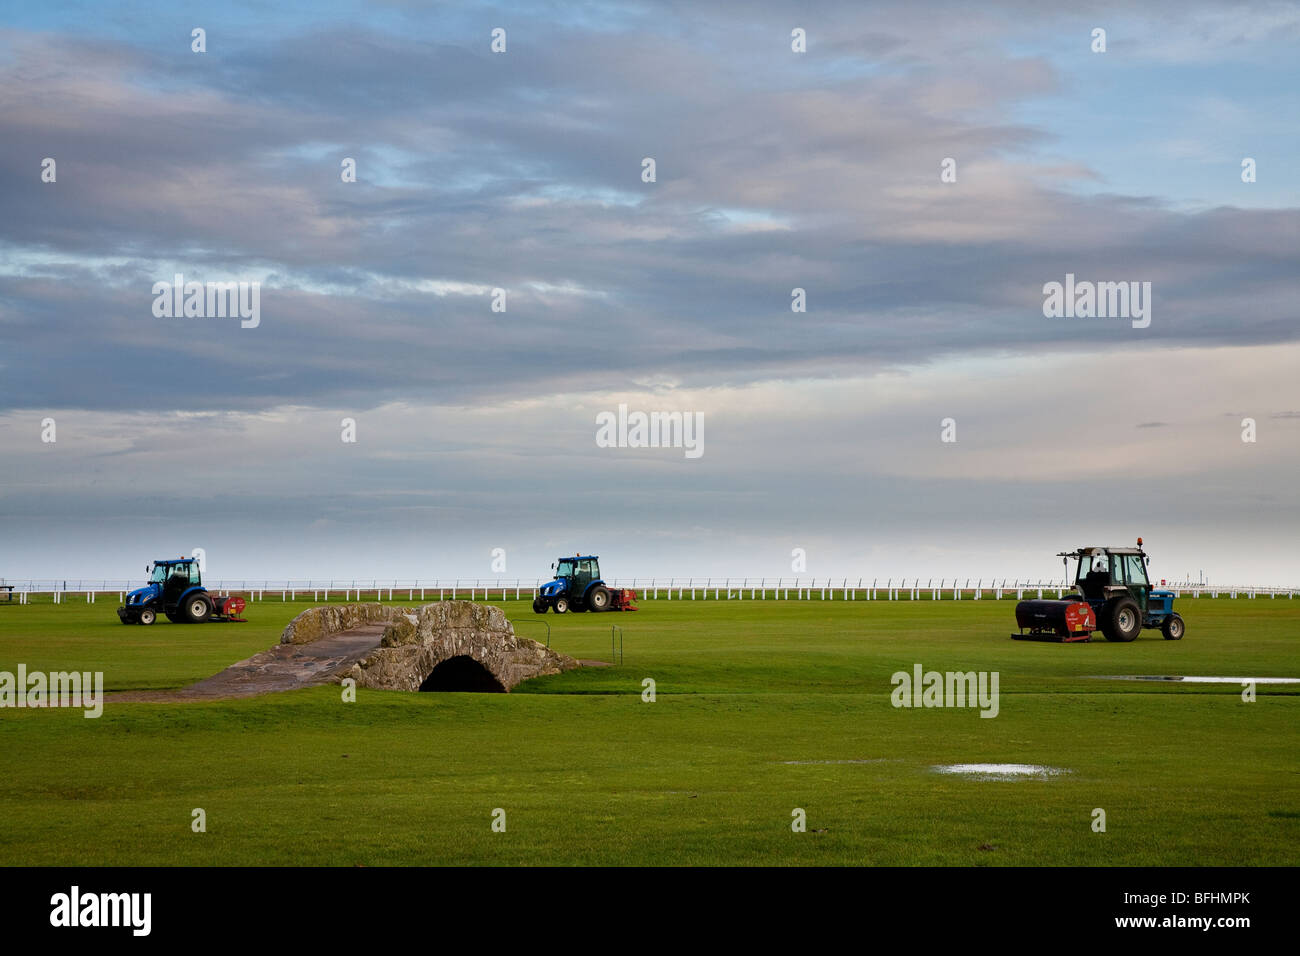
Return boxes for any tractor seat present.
[1081,570,1111,599]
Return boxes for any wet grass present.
[0,595,1296,865]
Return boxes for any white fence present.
[1,576,1295,604]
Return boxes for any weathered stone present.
[279,603,406,645]
[339,600,577,692]
[383,613,420,646]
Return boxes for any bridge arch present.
[419,655,507,693]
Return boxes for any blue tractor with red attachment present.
[117,557,246,625]
[532,555,637,614]
[1013,538,1184,643]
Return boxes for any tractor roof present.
[1058,546,1144,557]
[561,555,598,561]
[153,557,196,566]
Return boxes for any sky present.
[0,1,1297,586]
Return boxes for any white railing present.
[0,577,1294,604]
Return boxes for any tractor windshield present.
[556,560,575,578]
[1121,554,1148,587]
[154,562,198,586]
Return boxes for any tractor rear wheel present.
[553,596,569,614]
[1161,613,1185,640]
[588,586,611,612]
[183,594,212,624]
[138,607,156,626]
[1101,597,1141,642]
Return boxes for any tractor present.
[1013,538,1184,643]
[532,555,637,614]
[117,558,246,625]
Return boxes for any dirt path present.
[112,623,389,702]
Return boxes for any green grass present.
[0,595,1296,865]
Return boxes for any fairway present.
[0,596,1296,866]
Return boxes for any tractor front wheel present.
[553,596,569,614]
[1162,613,1185,640]
[138,607,156,626]
[1102,597,1142,642]
[532,598,548,614]
[588,586,611,612]
[183,594,212,623]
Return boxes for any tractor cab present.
[556,556,599,595]
[154,559,203,608]
[1067,546,1151,611]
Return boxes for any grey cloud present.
[2,20,1296,412]
[1,2,1298,586]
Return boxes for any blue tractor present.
[1014,538,1184,642]
[532,555,636,614]
[117,558,245,625]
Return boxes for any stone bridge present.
[281,600,578,693]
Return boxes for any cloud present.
[1,2,1297,584]
[1,13,1297,413]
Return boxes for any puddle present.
[1094,675,1300,684]
[932,763,1070,780]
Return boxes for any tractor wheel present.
[183,594,212,624]
[588,586,611,612]
[1161,613,1185,641]
[1101,597,1142,642]
[553,596,569,614]
[138,607,156,626]
[165,611,185,623]
[532,598,548,614]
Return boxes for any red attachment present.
[611,588,639,611]
[1064,601,1095,635]
[211,595,247,621]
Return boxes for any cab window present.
[1109,557,1126,584]
[1123,555,1148,587]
